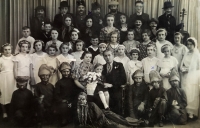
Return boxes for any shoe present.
[159,121,163,127]
[105,107,110,111]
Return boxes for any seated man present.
[128,70,148,120]
[54,62,79,126]
[167,69,187,125]
[10,76,34,127]
[148,70,167,127]
[34,64,55,127]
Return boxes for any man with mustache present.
[30,6,50,39]
[75,0,86,34]
[158,1,183,44]
[104,0,125,27]
[149,18,158,42]
[128,0,150,29]
[133,17,144,42]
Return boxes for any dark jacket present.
[102,61,126,91]
[128,13,150,29]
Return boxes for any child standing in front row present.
[0,43,16,119]
[127,49,142,85]
[155,28,173,59]
[13,40,35,90]
[157,44,178,90]
[141,44,159,90]
[45,28,63,55]
[15,26,35,54]
[31,40,48,84]
[137,29,153,60]
[46,44,60,85]
[93,43,107,66]
[123,30,140,58]
[114,45,130,77]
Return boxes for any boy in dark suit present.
[102,49,126,115]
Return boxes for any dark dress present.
[88,46,100,62]
[39,31,51,51]
[137,41,153,61]
[128,81,149,119]
[10,88,34,127]
[167,87,187,124]
[117,24,128,44]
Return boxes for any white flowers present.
[84,72,101,83]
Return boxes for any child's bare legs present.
[1,104,7,118]
[98,91,109,109]
[104,91,109,106]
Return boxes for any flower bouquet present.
[83,72,101,95]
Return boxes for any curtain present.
[0,0,199,51]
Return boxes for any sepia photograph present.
[0,0,200,127]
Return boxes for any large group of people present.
[0,0,200,127]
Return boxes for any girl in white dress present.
[46,44,60,86]
[155,29,173,59]
[31,40,48,84]
[45,28,63,55]
[114,45,130,80]
[93,43,107,66]
[0,43,16,119]
[126,48,142,85]
[180,37,200,119]
[71,40,85,67]
[13,40,34,90]
[157,44,178,90]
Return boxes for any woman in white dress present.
[0,43,16,118]
[180,37,200,119]
[31,40,48,84]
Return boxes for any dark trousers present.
[14,109,34,127]
[169,108,187,125]
[36,104,54,124]
[109,88,122,115]
[149,99,167,124]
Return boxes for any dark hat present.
[91,2,101,10]
[135,0,143,5]
[77,0,86,7]
[59,1,69,9]
[16,76,29,85]
[162,1,174,9]
[35,6,45,11]
[149,18,158,24]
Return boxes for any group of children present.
[0,0,200,127]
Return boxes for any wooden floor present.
[0,116,200,128]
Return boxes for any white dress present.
[142,57,159,83]
[114,56,130,74]
[46,56,59,86]
[71,51,84,67]
[13,53,32,89]
[31,52,48,84]
[93,54,106,66]
[126,60,142,85]
[0,55,16,104]
[157,56,178,90]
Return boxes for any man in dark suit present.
[158,1,182,44]
[30,6,50,39]
[104,1,125,27]
[129,1,149,29]
[102,49,126,115]
[53,1,75,32]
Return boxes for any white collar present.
[89,45,98,51]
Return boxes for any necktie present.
[107,64,111,73]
